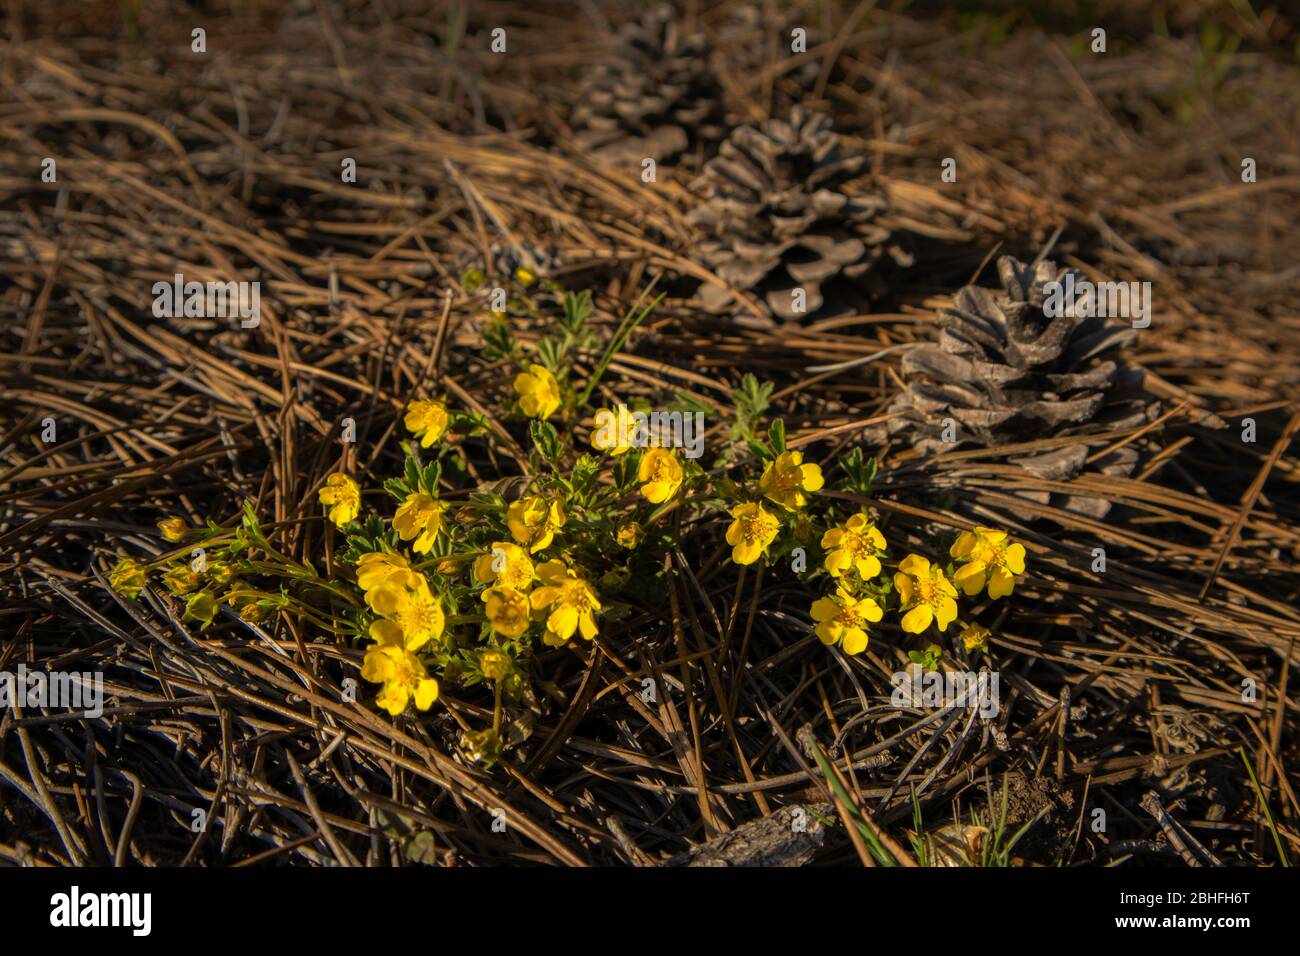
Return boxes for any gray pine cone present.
[886,255,1160,517]
[688,106,892,321]
[571,4,726,167]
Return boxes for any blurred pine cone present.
[688,106,897,321]
[571,4,726,167]
[885,255,1159,517]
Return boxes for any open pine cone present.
[884,255,1160,517]
[688,107,897,322]
[571,4,726,167]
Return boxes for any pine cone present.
[688,107,895,321]
[886,255,1159,517]
[571,5,726,167]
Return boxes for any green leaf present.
[730,373,774,442]
[241,500,261,535]
[482,313,516,361]
[839,447,878,495]
[561,289,594,334]
[530,420,562,463]
[571,454,600,496]
[383,478,410,503]
[419,460,442,496]
[612,451,640,490]
[768,418,786,454]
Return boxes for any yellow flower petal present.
[901,604,933,634]
[810,597,840,622]
[375,683,408,716]
[898,553,930,576]
[841,627,868,655]
[368,619,404,646]
[934,596,959,631]
[953,561,987,596]
[857,598,884,623]
[414,678,439,711]
[949,532,978,560]
[855,554,882,580]
[1004,542,1027,575]
[988,566,1016,599]
[548,605,579,639]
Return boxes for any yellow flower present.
[208,561,236,588]
[725,502,780,566]
[108,556,147,599]
[530,560,601,644]
[361,644,439,716]
[821,513,887,580]
[759,450,824,510]
[482,585,531,638]
[367,619,404,646]
[404,399,450,448]
[960,623,991,653]
[950,527,1027,599]
[615,521,642,549]
[894,554,959,634]
[390,582,445,650]
[319,473,361,528]
[163,565,201,595]
[591,406,638,456]
[480,649,513,681]
[393,492,445,553]
[507,496,565,553]
[182,590,218,628]
[810,587,883,655]
[368,576,444,651]
[356,552,413,595]
[157,517,187,542]
[513,363,561,419]
[238,601,272,625]
[473,541,535,591]
[638,447,683,503]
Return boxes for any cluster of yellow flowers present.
[106,317,1028,758]
[726,451,822,563]
[809,520,1026,656]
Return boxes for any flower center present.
[771,468,799,493]
[841,530,868,555]
[391,655,418,688]
[560,580,593,610]
[399,597,437,635]
[915,576,940,605]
